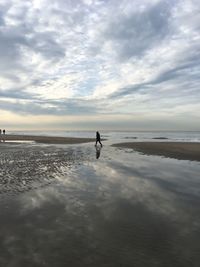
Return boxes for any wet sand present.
[112,142,200,161]
[0,144,93,195]
[0,143,200,266]
[0,134,95,144]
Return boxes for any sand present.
[0,134,95,144]
[112,142,200,162]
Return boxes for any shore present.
[0,134,95,144]
[112,142,200,162]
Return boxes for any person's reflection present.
[95,145,102,159]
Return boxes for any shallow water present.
[0,142,200,266]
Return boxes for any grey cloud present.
[110,84,145,99]
[2,73,21,83]
[50,99,102,115]
[0,88,39,100]
[27,31,66,60]
[0,30,27,70]
[0,0,97,85]
[0,11,5,26]
[152,66,200,87]
[0,98,103,116]
[110,51,200,100]
[103,1,172,61]
[0,9,65,73]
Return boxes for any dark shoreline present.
[112,142,200,162]
[0,134,95,144]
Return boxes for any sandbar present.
[0,134,95,144]
[112,142,200,162]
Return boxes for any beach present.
[112,142,200,162]
[0,134,95,144]
[0,135,200,266]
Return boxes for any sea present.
[9,130,200,143]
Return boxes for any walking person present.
[95,131,102,147]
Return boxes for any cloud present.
[0,0,199,130]
[0,88,38,99]
[0,97,104,115]
[102,1,172,61]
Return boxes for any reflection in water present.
[0,144,200,266]
[95,145,102,159]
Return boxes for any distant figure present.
[0,129,1,142]
[95,131,102,147]
[2,129,5,142]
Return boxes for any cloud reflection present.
[1,146,200,266]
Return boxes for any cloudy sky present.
[0,0,199,131]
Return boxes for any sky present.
[0,0,199,131]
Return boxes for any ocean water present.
[9,130,200,143]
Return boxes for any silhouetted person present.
[95,131,102,147]
[0,129,1,142]
[2,129,5,142]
